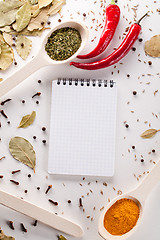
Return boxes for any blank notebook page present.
[48,79,117,176]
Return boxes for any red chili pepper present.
[77,0,120,59]
[70,13,148,70]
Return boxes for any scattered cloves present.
[45,185,52,194]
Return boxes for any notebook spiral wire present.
[57,78,115,87]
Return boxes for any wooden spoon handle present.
[0,189,83,237]
[0,55,45,99]
[131,159,160,203]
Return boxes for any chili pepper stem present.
[137,12,148,25]
[110,0,115,5]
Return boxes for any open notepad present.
[48,78,117,176]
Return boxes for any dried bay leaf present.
[0,9,18,27]
[27,7,49,31]
[0,43,14,70]
[140,129,159,139]
[16,35,32,60]
[2,32,13,46]
[16,3,31,32]
[18,111,36,128]
[145,35,160,58]
[31,4,40,17]
[38,0,52,9]
[0,0,23,13]
[0,229,15,240]
[48,0,66,16]
[9,137,36,172]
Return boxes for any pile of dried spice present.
[45,27,82,61]
[104,198,140,235]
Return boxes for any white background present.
[0,0,160,239]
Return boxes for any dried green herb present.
[45,27,82,61]
[9,137,36,172]
[18,111,36,128]
[58,235,67,240]
[141,129,160,139]
[0,229,15,240]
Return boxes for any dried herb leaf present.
[2,32,13,46]
[9,137,36,172]
[31,4,40,17]
[38,0,52,8]
[0,43,14,70]
[27,7,49,31]
[145,35,160,58]
[48,0,66,16]
[18,111,36,128]
[141,129,159,139]
[0,229,15,240]
[16,35,32,60]
[16,3,31,32]
[0,9,18,27]
[30,0,38,4]
[0,0,23,13]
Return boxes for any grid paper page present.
[48,80,117,176]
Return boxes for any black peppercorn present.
[22,100,25,103]
[42,140,46,144]
[152,149,155,153]
[33,136,36,139]
[148,61,152,66]
[133,91,137,95]
[28,174,31,178]
[36,101,39,104]
[127,74,130,78]
[139,38,143,42]
[42,127,46,131]
[38,80,41,84]
[132,47,136,51]
[132,146,135,149]
[83,13,86,17]
[68,200,71,204]
[125,124,129,128]
[141,159,144,163]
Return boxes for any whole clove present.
[48,199,58,206]
[20,223,27,232]
[45,185,52,194]
[12,170,21,174]
[32,92,41,98]
[1,99,12,106]
[32,220,38,226]
[7,221,15,230]
[0,110,8,118]
[10,180,19,185]
[79,198,83,207]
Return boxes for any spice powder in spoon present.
[45,27,82,61]
[104,198,140,235]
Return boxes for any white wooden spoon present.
[0,20,88,98]
[99,158,160,240]
[0,189,83,237]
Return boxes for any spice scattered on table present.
[20,223,27,232]
[145,35,160,57]
[48,199,58,206]
[141,128,160,139]
[45,184,52,194]
[45,27,82,61]
[18,111,36,128]
[104,198,139,235]
[7,221,15,230]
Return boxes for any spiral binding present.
[57,78,115,87]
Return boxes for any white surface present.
[0,0,160,239]
[48,79,117,176]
